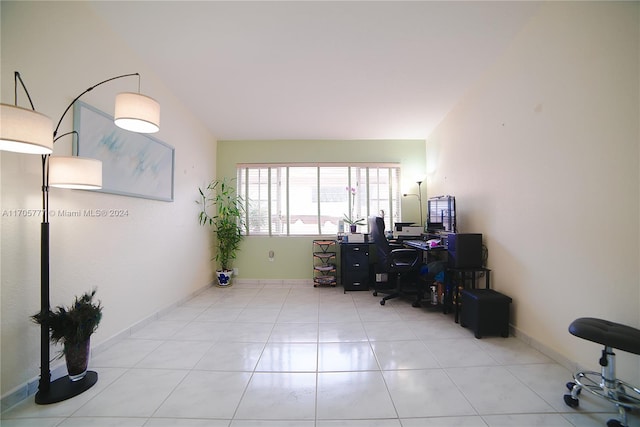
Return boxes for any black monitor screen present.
[427,196,456,233]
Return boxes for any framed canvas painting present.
[73,101,174,201]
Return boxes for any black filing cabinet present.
[340,243,370,291]
[460,289,512,338]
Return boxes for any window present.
[237,164,402,236]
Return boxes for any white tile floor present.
[2,283,639,427]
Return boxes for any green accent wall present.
[216,140,426,279]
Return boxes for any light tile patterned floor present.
[2,283,639,427]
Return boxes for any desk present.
[402,239,446,255]
[402,240,490,322]
[402,240,448,308]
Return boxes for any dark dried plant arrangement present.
[31,289,103,357]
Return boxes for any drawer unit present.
[340,243,370,291]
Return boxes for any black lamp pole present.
[417,180,423,229]
[403,180,424,229]
[10,72,141,404]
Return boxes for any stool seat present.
[569,317,640,355]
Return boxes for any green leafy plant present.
[31,289,103,357]
[197,178,246,272]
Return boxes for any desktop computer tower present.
[447,233,483,268]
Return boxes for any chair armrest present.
[389,248,420,270]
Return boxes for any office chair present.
[368,216,421,306]
[563,317,640,427]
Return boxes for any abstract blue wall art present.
[73,101,174,201]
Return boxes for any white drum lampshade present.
[49,156,102,190]
[0,104,54,154]
[114,92,160,133]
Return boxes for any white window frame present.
[237,163,402,236]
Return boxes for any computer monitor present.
[427,195,456,233]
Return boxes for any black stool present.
[564,317,640,427]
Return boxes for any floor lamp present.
[403,179,424,230]
[0,71,160,404]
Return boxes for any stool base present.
[564,346,640,427]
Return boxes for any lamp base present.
[34,370,98,405]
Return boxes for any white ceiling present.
[90,1,540,141]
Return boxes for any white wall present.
[1,2,216,397]
[427,2,639,381]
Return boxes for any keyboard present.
[404,239,445,250]
[404,240,430,250]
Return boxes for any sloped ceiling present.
[90,1,540,140]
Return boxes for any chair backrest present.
[369,215,420,273]
[369,216,391,267]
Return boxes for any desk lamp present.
[0,71,160,404]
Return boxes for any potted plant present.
[31,289,102,381]
[344,185,365,233]
[197,178,246,286]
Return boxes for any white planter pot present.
[216,270,233,287]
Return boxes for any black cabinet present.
[340,243,370,291]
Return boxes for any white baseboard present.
[510,324,584,373]
[1,281,213,413]
[233,278,314,287]
[3,283,581,413]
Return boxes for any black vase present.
[65,339,91,381]
[350,224,357,233]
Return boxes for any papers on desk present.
[426,239,442,248]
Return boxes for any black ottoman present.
[460,288,512,338]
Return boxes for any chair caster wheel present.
[564,394,579,408]
[565,382,581,395]
[411,301,421,308]
[373,291,378,296]
[606,419,624,427]
[380,300,385,305]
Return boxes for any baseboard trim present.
[233,278,314,287]
[510,324,584,373]
[4,283,578,413]
[1,281,213,413]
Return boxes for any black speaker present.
[447,233,483,268]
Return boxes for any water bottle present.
[430,285,438,305]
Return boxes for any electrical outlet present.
[268,250,275,261]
